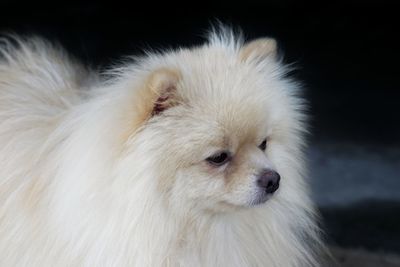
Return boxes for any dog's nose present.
[257,169,280,194]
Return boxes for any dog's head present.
[121,30,306,213]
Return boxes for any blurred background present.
[1,1,399,266]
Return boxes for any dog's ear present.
[132,68,181,126]
[147,68,181,116]
[240,38,278,62]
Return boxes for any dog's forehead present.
[181,92,268,147]
[172,46,278,142]
[179,58,265,101]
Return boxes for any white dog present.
[0,28,324,266]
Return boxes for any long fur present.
[0,29,324,266]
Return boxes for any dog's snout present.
[257,169,280,194]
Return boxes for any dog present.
[0,27,324,266]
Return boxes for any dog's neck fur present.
[104,188,319,267]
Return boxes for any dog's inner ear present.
[149,69,180,116]
[240,38,278,62]
[123,68,181,140]
[137,68,180,121]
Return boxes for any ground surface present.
[330,247,400,267]
[309,140,400,266]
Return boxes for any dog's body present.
[0,29,323,266]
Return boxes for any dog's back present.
[0,38,94,265]
[0,38,88,192]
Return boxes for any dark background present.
[1,0,399,263]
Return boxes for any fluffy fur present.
[0,28,324,266]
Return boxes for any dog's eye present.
[259,139,267,151]
[206,151,230,166]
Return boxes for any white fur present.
[0,29,324,266]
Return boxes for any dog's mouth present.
[216,186,280,211]
[251,194,271,206]
[250,188,279,206]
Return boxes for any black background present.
[1,1,398,145]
